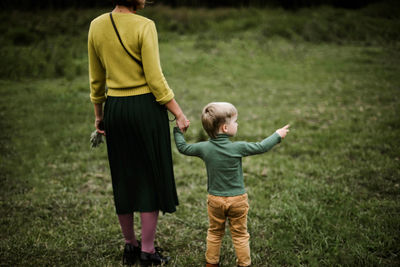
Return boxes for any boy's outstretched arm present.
[173,127,202,157]
[237,124,290,156]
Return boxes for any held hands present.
[164,99,189,132]
[276,124,290,139]
[176,114,190,133]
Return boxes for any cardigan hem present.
[107,85,151,97]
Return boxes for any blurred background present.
[1,0,399,80]
[1,0,399,266]
[0,0,389,9]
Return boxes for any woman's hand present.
[95,119,106,136]
[164,98,190,132]
[276,124,290,139]
[93,103,105,136]
[176,114,190,133]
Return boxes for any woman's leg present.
[140,211,159,253]
[119,213,141,265]
[118,213,139,246]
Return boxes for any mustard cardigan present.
[88,12,174,104]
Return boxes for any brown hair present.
[112,0,144,9]
[201,102,237,139]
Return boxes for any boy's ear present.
[221,123,228,133]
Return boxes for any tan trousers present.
[206,193,251,267]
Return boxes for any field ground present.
[1,4,399,266]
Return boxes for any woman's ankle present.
[125,239,139,247]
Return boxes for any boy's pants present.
[206,193,250,267]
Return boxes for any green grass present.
[1,4,400,266]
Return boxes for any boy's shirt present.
[173,127,281,197]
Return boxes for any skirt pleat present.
[104,93,178,214]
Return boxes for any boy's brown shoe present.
[206,263,219,267]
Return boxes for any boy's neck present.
[217,131,233,137]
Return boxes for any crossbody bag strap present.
[109,12,143,67]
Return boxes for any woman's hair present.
[201,102,237,139]
[113,0,144,8]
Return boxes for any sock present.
[118,213,139,246]
[140,211,159,253]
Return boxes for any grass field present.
[1,3,399,266]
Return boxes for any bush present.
[0,4,398,80]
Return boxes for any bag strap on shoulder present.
[109,12,143,67]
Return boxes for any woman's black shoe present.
[122,242,141,266]
[140,247,170,266]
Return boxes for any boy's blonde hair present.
[201,102,237,139]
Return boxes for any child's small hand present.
[276,124,290,139]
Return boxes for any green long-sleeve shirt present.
[173,127,282,196]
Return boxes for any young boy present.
[173,102,290,267]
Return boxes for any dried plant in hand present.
[90,130,104,148]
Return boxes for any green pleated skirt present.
[104,93,178,214]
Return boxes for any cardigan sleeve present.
[88,23,107,104]
[141,21,174,105]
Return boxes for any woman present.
[88,0,189,265]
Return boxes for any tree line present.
[3,0,383,9]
